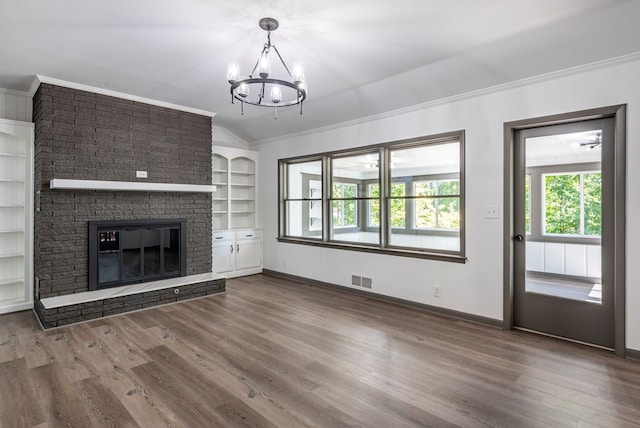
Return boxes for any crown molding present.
[32,75,216,118]
[0,86,31,97]
[254,51,640,146]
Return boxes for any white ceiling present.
[2,0,640,144]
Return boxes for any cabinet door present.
[212,241,234,273]
[235,239,262,270]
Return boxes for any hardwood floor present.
[1,274,640,427]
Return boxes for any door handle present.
[514,234,524,242]
[230,244,234,253]
[236,244,240,253]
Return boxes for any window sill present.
[276,237,467,263]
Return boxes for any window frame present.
[277,131,466,263]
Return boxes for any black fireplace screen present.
[88,219,186,290]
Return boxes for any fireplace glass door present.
[90,219,186,290]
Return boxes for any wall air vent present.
[361,277,373,289]
[351,275,362,286]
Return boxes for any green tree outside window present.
[544,172,601,236]
[368,183,405,227]
[414,180,460,230]
[332,182,357,227]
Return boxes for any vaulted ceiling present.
[2,0,640,143]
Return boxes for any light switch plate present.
[484,204,500,219]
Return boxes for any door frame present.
[503,105,626,357]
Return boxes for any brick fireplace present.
[32,83,224,328]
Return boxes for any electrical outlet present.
[136,170,148,178]
[433,285,441,298]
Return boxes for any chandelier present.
[227,17,307,118]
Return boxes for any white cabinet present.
[0,119,33,314]
[212,229,262,277]
[235,230,262,270]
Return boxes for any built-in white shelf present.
[0,252,24,259]
[50,178,216,193]
[0,277,24,286]
[0,119,34,315]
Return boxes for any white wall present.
[213,125,250,149]
[258,55,640,351]
[0,89,32,122]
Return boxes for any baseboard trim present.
[262,269,502,328]
[626,348,640,361]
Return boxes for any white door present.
[212,240,234,273]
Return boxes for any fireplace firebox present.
[88,219,187,291]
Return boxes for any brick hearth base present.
[34,273,225,329]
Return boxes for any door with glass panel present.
[513,118,615,348]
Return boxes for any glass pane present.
[332,183,357,227]
[332,153,378,199]
[287,160,321,199]
[285,200,322,238]
[98,230,120,284]
[584,172,601,236]
[544,174,580,235]
[368,183,380,227]
[330,153,378,244]
[525,174,531,234]
[163,228,180,273]
[121,229,141,279]
[415,197,436,228]
[525,129,602,303]
[437,197,460,229]
[389,182,406,228]
[144,229,161,276]
[390,141,460,251]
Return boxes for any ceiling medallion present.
[227,17,307,118]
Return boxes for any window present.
[331,153,379,244]
[543,172,601,237]
[281,159,322,239]
[278,131,465,261]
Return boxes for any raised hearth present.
[35,273,225,328]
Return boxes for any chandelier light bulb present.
[292,62,305,84]
[270,85,282,104]
[238,81,249,98]
[227,61,240,83]
[258,53,271,78]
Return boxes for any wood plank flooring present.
[1,273,640,427]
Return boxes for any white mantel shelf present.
[49,178,216,193]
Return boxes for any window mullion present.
[380,147,388,248]
[322,156,331,242]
